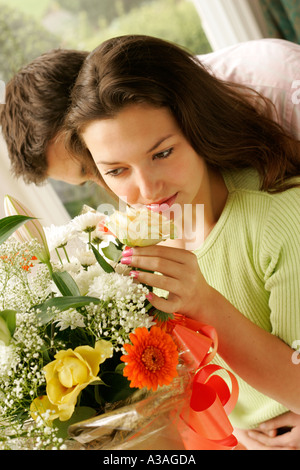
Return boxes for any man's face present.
[46,134,101,186]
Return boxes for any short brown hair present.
[66,35,300,193]
[0,48,88,184]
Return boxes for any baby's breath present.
[54,309,85,331]
[0,238,50,311]
[85,273,155,350]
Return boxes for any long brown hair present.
[65,35,300,193]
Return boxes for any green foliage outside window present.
[0,0,211,82]
[79,0,212,54]
[0,4,60,81]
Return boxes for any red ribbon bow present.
[171,315,239,450]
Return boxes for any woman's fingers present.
[247,429,296,449]
[121,246,198,279]
[120,245,206,318]
[122,254,188,281]
[145,290,182,314]
[258,412,296,433]
[130,269,181,293]
[125,245,195,264]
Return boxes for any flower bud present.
[4,195,50,264]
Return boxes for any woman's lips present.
[146,193,178,212]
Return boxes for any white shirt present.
[198,39,300,140]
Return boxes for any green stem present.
[62,245,70,263]
[55,248,63,265]
[45,260,53,278]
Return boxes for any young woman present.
[64,35,300,450]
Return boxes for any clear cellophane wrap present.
[68,367,190,450]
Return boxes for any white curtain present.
[0,131,70,226]
[192,0,267,50]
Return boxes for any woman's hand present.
[121,245,213,319]
[234,412,300,450]
[246,412,300,450]
[121,247,300,418]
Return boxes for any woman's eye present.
[153,148,173,160]
[105,168,125,177]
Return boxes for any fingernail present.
[121,256,132,265]
[122,248,133,257]
[130,270,139,279]
[146,293,153,301]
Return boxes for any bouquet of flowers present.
[0,196,238,451]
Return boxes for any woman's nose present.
[137,172,162,203]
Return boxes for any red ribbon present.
[171,315,239,450]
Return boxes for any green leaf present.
[51,271,81,296]
[34,295,101,324]
[97,371,136,403]
[89,243,115,273]
[0,317,11,345]
[101,241,122,262]
[0,309,17,336]
[115,238,125,250]
[53,406,97,440]
[115,363,125,375]
[0,215,35,245]
[152,309,174,323]
[40,343,51,363]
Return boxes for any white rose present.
[106,207,176,247]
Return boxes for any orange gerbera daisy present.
[121,326,179,391]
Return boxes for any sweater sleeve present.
[259,188,300,347]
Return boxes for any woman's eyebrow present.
[147,134,174,153]
[97,134,174,165]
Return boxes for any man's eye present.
[153,148,173,160]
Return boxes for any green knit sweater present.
[193,168,300,429]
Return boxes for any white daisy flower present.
[44,223,77,251]
[72,264,104,295]
[71,211,106,233]
[75,248,97,267]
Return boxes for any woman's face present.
[82,104,206,211]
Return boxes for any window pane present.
[0,0,212,216]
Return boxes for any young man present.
[1,38,300,188]
[0,48,101,187]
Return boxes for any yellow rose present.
[106,207,176,247]
[30,395,59,424]
[43,340,113,421]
